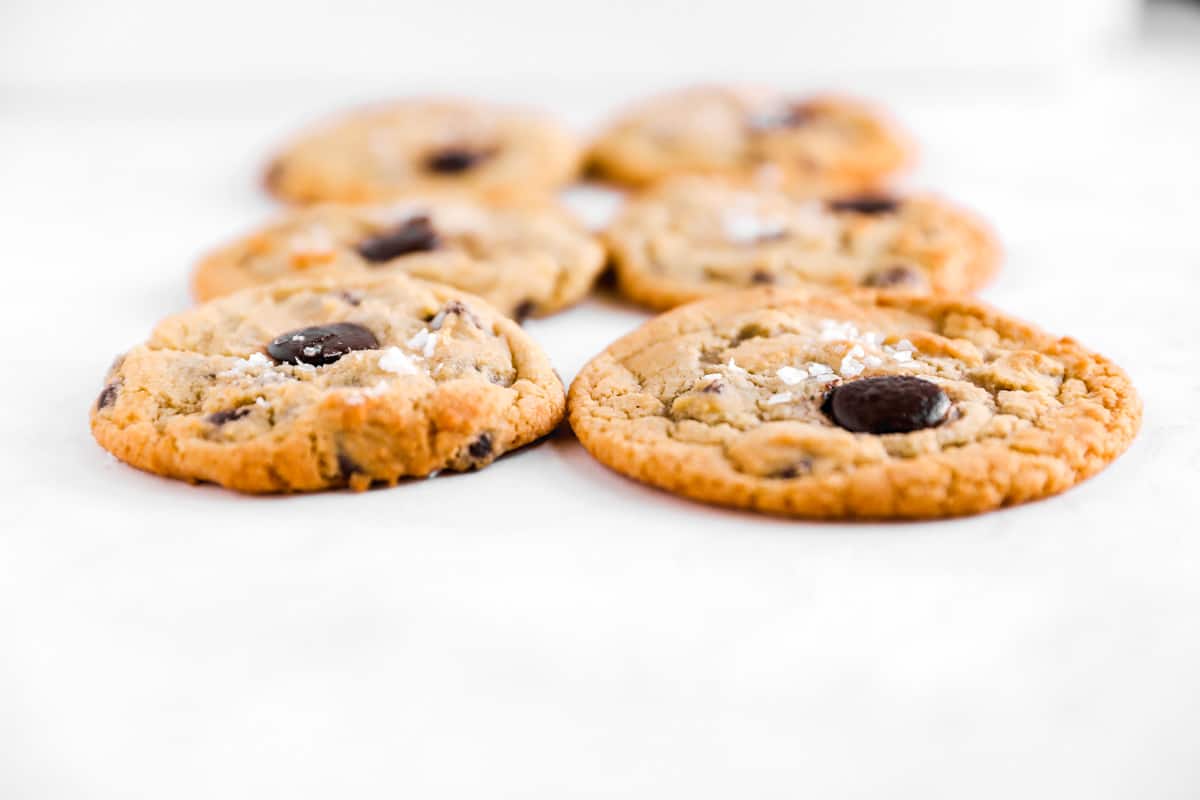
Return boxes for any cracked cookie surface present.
[266,98,582,204]
[193,198,605,320]
[587,86,909,191]
[568,288,1141,519]
[91,275,565,493]
[607,177,999,310]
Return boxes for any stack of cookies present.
[91,87,1141,519]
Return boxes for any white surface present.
[3,21,1200,800]
[1,0,1140,85]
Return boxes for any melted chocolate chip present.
[356,215,439,263]
[861,265,925,289]
[207,407,251,425]
[772,460,812,479]
[96,382,119,410]
[750,270,775,285]
[337,451,361,479]
[267,323,380,366]
[468,433,493,459]
[828,195,899,215]
[513,300,536,323]
[424,146,491,174]
[823,376,950,434]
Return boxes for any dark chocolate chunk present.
[513,300,536,323]
[424,146,491,174]
[861,265,925,289]
[828,195,899,215]
[772,459,812,479]
[96,382,120,410]
[207,406,251,425]
[823,376,950,434]
[356,215,439,262]
[267,323,380,366]
[337,451,361,478]
[467,433,493,459]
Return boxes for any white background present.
[3,1,1200,798]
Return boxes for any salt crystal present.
[777,366,807,385]
[840,356,864,377]
[378,347,418,375]
[766,392,792,406]
[423,332,438,358]
[807,362,833,376]
[865,355,883,368]
[406,328,430,351]
[722,208,786,244]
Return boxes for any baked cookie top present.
[91,276,565,493]
[587,86,910,191]
[568,288,1140,519]
[265,98,582,204]
[605,177,999,310]
[193,197,605,320]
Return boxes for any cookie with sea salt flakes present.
[605,176,999,311]
[587,85,910,191]
[90,275,565,493]
[568,287,1141,519]
[265,98,582,204]
[192,197,605,320]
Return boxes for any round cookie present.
[193,197,605,320]
[587,86,910,191]
[606,177,999,310]
[91,275,565,493]
[568,288,1141,519]
[265,98,582,204]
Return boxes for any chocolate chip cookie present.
[192,197,605,320]
[587,85,910,191]
[605,177,999,310]
[265,98,582,204]
[91,276,565,493]
[568,288,1140,519]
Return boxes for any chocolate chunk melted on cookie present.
[356,216,439,262]
[861,265,925,289]
[96,382,120,410]
[207,407,251,425]
[823,375,950,434]
[267,323,380,367]
[512,300,537,323]
[829,195,899,215]
[467,433,493,459]
[424,146,492,174]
